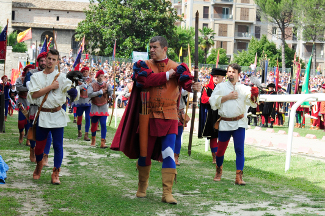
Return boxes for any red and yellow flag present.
[17,28,32,43]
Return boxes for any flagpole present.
[35,40,37,67]
[53,28,60,72]
[3,19,8,76]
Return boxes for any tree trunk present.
[281,28,286,73]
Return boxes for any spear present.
[109,61,116,126]
[188,11,199,156]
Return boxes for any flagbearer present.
[75,66,94,141]
[88,70,113,148]
[16,64,35,145]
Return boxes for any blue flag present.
[40,38,47,53]
[73,48,82,70]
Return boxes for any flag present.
[40,38,47,53]
[47,37,52,50]
[188,44,191,71]
[112,39,116,60]
[11,69,19,84]
[0,25,8,60]
[216,49,220,68]
[81,36,85,52]
[19,62,24,73]
[73,48,82,70]
[17,28,32,43]
[301,55,313,107]
[179,46,183,62]
[264,60,268,82]
[275,60,279,92]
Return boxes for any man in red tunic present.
[111,36,201,204]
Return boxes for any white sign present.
[132,51,149,63]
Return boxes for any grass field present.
[1,111,325,216]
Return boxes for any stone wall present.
[0,0,12,33]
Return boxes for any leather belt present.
[40,106,62,113]
[150,106,175,112]
[220,114,244,121]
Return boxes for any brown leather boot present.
[33,160,44,180]
[30,147,36,163]
[161,168,177,204]
[51,167,61,185]
[91,136,96,146]
[100,138,108,148]
[174,153,180,166]
[294,123,298,128]
[19,131,24,144]
[136,163,151,198]
[235,170,246,185]
[43,154,49,167]
[26,139,30,146]
[84,132,90,141]
[78,130,82,138]
[298,123,301,128]
[212,152,216,164]
[213,165,223,181]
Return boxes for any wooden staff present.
[188,11,199,156]
[109,61,116,126]
[2,19,8,92]
[183,92,190,130]
[52,28,60,72]
[35,40,37,68]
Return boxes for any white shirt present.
[209,81,257,131]
[27,70,80,128]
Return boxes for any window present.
[57,16,59,21]
[203,6,209,19]
[256,10,261,22]
[272,27,277,35]
[237,42,248,51]
[12,11,15,21]
[255,26,261,39]
[238,25,249,33]
[222,7,230,18]
[216,41,228,51]
[203,23,208,28]
[219,24,227,37]
[240,8,249,20]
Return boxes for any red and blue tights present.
[174,126,183,154]
[35,125,64,169]
[77,106,91,132]
[216,127,245,170]
[91,116,107,139]
[18,111,29,133]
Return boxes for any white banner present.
[132,51,149,63]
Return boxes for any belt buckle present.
[158,107,163,112]
[50,108,55,113]
[232,117,234,121]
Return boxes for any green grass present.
[1,111,325,215]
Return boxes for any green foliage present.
[76,0,181,58]
[206,48,229,65]
[233,35,296,68]
[199,27,215,64]
[7,31,28,53]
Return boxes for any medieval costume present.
[0,75,12,122]
[75,66,95,141]
[27,65,79,184]
[262,83,276,128]
[16,64,35,145]
[198,68,227,163]
[209,74,259,185]
[88,70,113,148]
[121,80,133,107]
[110,57,194,204]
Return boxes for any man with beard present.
[198,68,227,164]
[16,64,35,145]
[209,63,259,185]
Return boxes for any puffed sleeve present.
[27,74,42,105]
[209,84,223,111]
[133,60,167,88]
[242,85,258,108]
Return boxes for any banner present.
[301,55,312,107]
[17,28,32,43]
[11,69,19,84]
[0,25,8,60]
[132,51,149,63]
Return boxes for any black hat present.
[211,68,227,76]
[267,83,275,88]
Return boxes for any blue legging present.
[4,100,9,117]
[174,126,183,154]
[43,132,52,155]
[77,106,91,132]
[216,127,245,170]
[91,116,107,139]
[18,111,29,133]
[138,133,177,169]
[35,126,64,168]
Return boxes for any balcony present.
[235,32,254,39]
[303,52,324,59]
[172,0,182,5]
[211,0,233,5]
[211,13,233,20]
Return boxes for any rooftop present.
[12,0,90,12]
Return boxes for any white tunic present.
[209,81,258,131]
[27,70,80,128]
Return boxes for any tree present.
[75,0,181,58]
[206,48,229,65]
[255,0,295,72]
[168,26,195,62]
[199,27,215,64]
[295,0,325,72]
[8,31,28,53]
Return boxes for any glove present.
[250,86,259,103]
[67,88,78,102]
